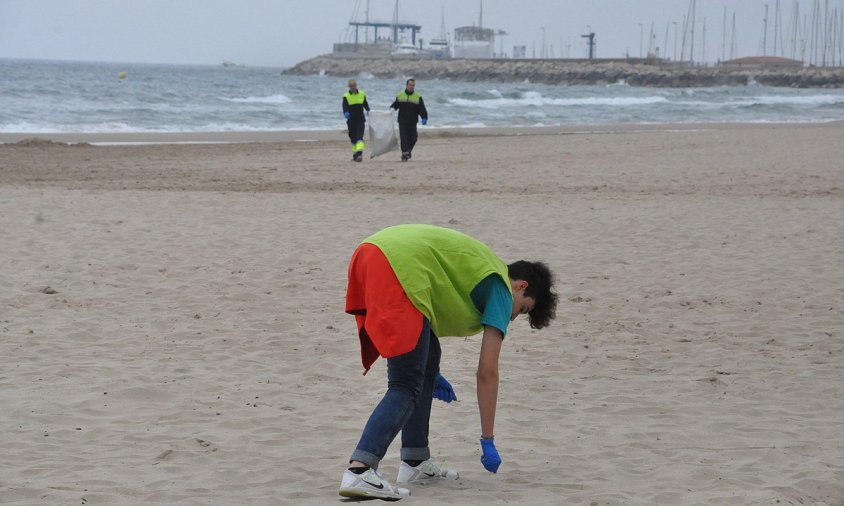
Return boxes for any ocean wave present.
[222,94,292,104]
[673,94,844,109]
[447,92,669,109]
[0,121,333,134]
[731,94,844,107]
[5,60,844,133]
[0,121,146,134]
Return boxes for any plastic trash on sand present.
[368,111,398,159]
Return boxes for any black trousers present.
[347,120,366,145]
[398,122,418,154]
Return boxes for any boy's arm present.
[477,325,503,438]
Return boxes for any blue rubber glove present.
[480,438,501,473]
[432,373,457,403]
[421,118,428,125]
[344,111,350,120]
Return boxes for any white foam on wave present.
[0,122,58,133]
[448,92,668,109]
[0,121,333,134]
[675,94,844,109]
[0,121,143,134]
[222,94,292,104]
[181,122,335,132]
[734,94,844,107]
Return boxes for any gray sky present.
[1,0,839,67]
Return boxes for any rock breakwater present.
[284,55,844,88]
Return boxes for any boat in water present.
[333,0,450,59]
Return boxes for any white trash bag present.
[368,111,398,159]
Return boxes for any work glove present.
[432,373,457,403]
[344,112,350,120]
[421,118,428,125]
[480,438,501,473]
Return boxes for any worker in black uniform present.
[343,79,370,162]
[390,78,428,162]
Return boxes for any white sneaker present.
[339,468,410,501]
[396,459,459,484]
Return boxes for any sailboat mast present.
[763,4,769,56]
[822,0,829,65]
[722,7,727,62]
[364,0,370,43]
[690,0,696,63]
[393,0,398,45]
[775,0,781,56]
[790,0,800,60]
[811,0,819,65]
[731,12,737,59]
[648,22,655,56]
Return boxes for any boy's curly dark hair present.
[507,260,558,329]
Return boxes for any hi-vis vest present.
[364,224,511,337]
[395,90,421,104]
[344,90,367,105]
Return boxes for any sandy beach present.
[1,123,843,505]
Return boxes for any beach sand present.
[1,123,843,505]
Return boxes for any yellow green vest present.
[364,224,511,337]
[344,90,366,105]
[395,90,421,104]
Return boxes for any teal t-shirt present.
[470,274,513,338]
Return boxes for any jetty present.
[284,55,844,88]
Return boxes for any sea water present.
[2,58,844,134]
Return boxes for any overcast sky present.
[1,0,840,67]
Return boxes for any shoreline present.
[3,120,844,145]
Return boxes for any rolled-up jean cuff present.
[400,447,430,462]
[350,449,381,470]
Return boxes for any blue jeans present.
[350,318,441,469]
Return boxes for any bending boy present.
[339,224,558,500]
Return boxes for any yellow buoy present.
[118,71,128,80]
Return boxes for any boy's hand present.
[480,438,501,473]
[421,118,428,125]
[433,373,457,402]
[344,112,350,120]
